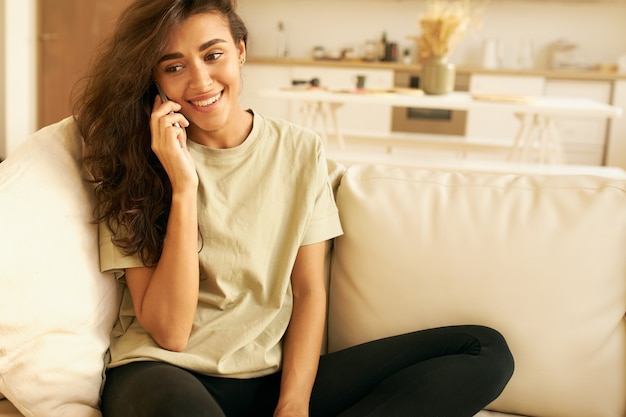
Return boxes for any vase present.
[421,54,456,95]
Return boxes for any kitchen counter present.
[248,56,626,82]
[243,56,626,170]
[259,87,622,164]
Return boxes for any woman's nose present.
[189,63,214,89]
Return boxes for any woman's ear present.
[238,40,246,66]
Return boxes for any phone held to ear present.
[156,83,181,128]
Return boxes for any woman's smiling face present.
[153,12,247,147]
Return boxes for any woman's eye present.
[165,64,183,73]
[205,52,223,61]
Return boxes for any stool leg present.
[316,102,330,144]
[546,118,565,164]
[519,115,539,163]
[299,102,315,128]
[537,115,549,163]
[509,113,532,162]
[327,103,346,149]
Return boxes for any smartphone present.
[155,83,181,128]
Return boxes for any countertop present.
[247,56,626,82]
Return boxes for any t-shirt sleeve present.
[99,221,145,281]
[301,144,343,246]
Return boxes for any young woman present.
[76,1,514,416]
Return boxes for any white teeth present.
[192,92,221,107]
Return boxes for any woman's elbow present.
[138,315,192,352]
[152,331,190,352]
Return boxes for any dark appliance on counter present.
[391,71,468,136]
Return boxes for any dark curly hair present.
[75,0,248,266]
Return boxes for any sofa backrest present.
[328,163,626,417]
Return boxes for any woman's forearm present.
[275,242,327,417]
[129,189,199,351]
[276,290,326,416]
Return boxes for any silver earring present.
[241,57,246,65]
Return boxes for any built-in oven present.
[391,71,469,136]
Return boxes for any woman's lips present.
[190,91,222,107]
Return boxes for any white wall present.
[238,0,626,70]
[0,2,5,158]
[0,0,37,159]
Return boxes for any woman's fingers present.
[151,96,189,150]
[149,96,198,191]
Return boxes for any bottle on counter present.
[379,31,387,61]
[385,42,398,62]
[277,21,286,58]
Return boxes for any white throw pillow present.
[0,117,121,417]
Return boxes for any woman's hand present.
[150,96,197,192]
[274,405,308,417]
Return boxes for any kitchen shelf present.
[247,57,626,82]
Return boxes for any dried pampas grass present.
[417,0,484,61]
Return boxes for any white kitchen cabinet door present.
[290,66,395,135]
[240,64,293,120]
[544,79,612,166]
[466,74,545,142]
[606,80,626,170]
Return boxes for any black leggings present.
[101,325,514,417]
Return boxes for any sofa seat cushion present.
[0,118,122,416]
[328,163,626,417]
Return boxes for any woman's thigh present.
[101,361,225,417]
[101,361,281,417]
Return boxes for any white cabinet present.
[466,74,545,142]
[544,79,612,165]
[607,80,626,170]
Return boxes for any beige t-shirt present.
[100,112,343,378]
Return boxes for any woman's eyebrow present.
[199,38,227,52]
[157,39,228,64]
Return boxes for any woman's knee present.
[468,325,515,389]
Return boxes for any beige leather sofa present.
[1,117,625,417]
